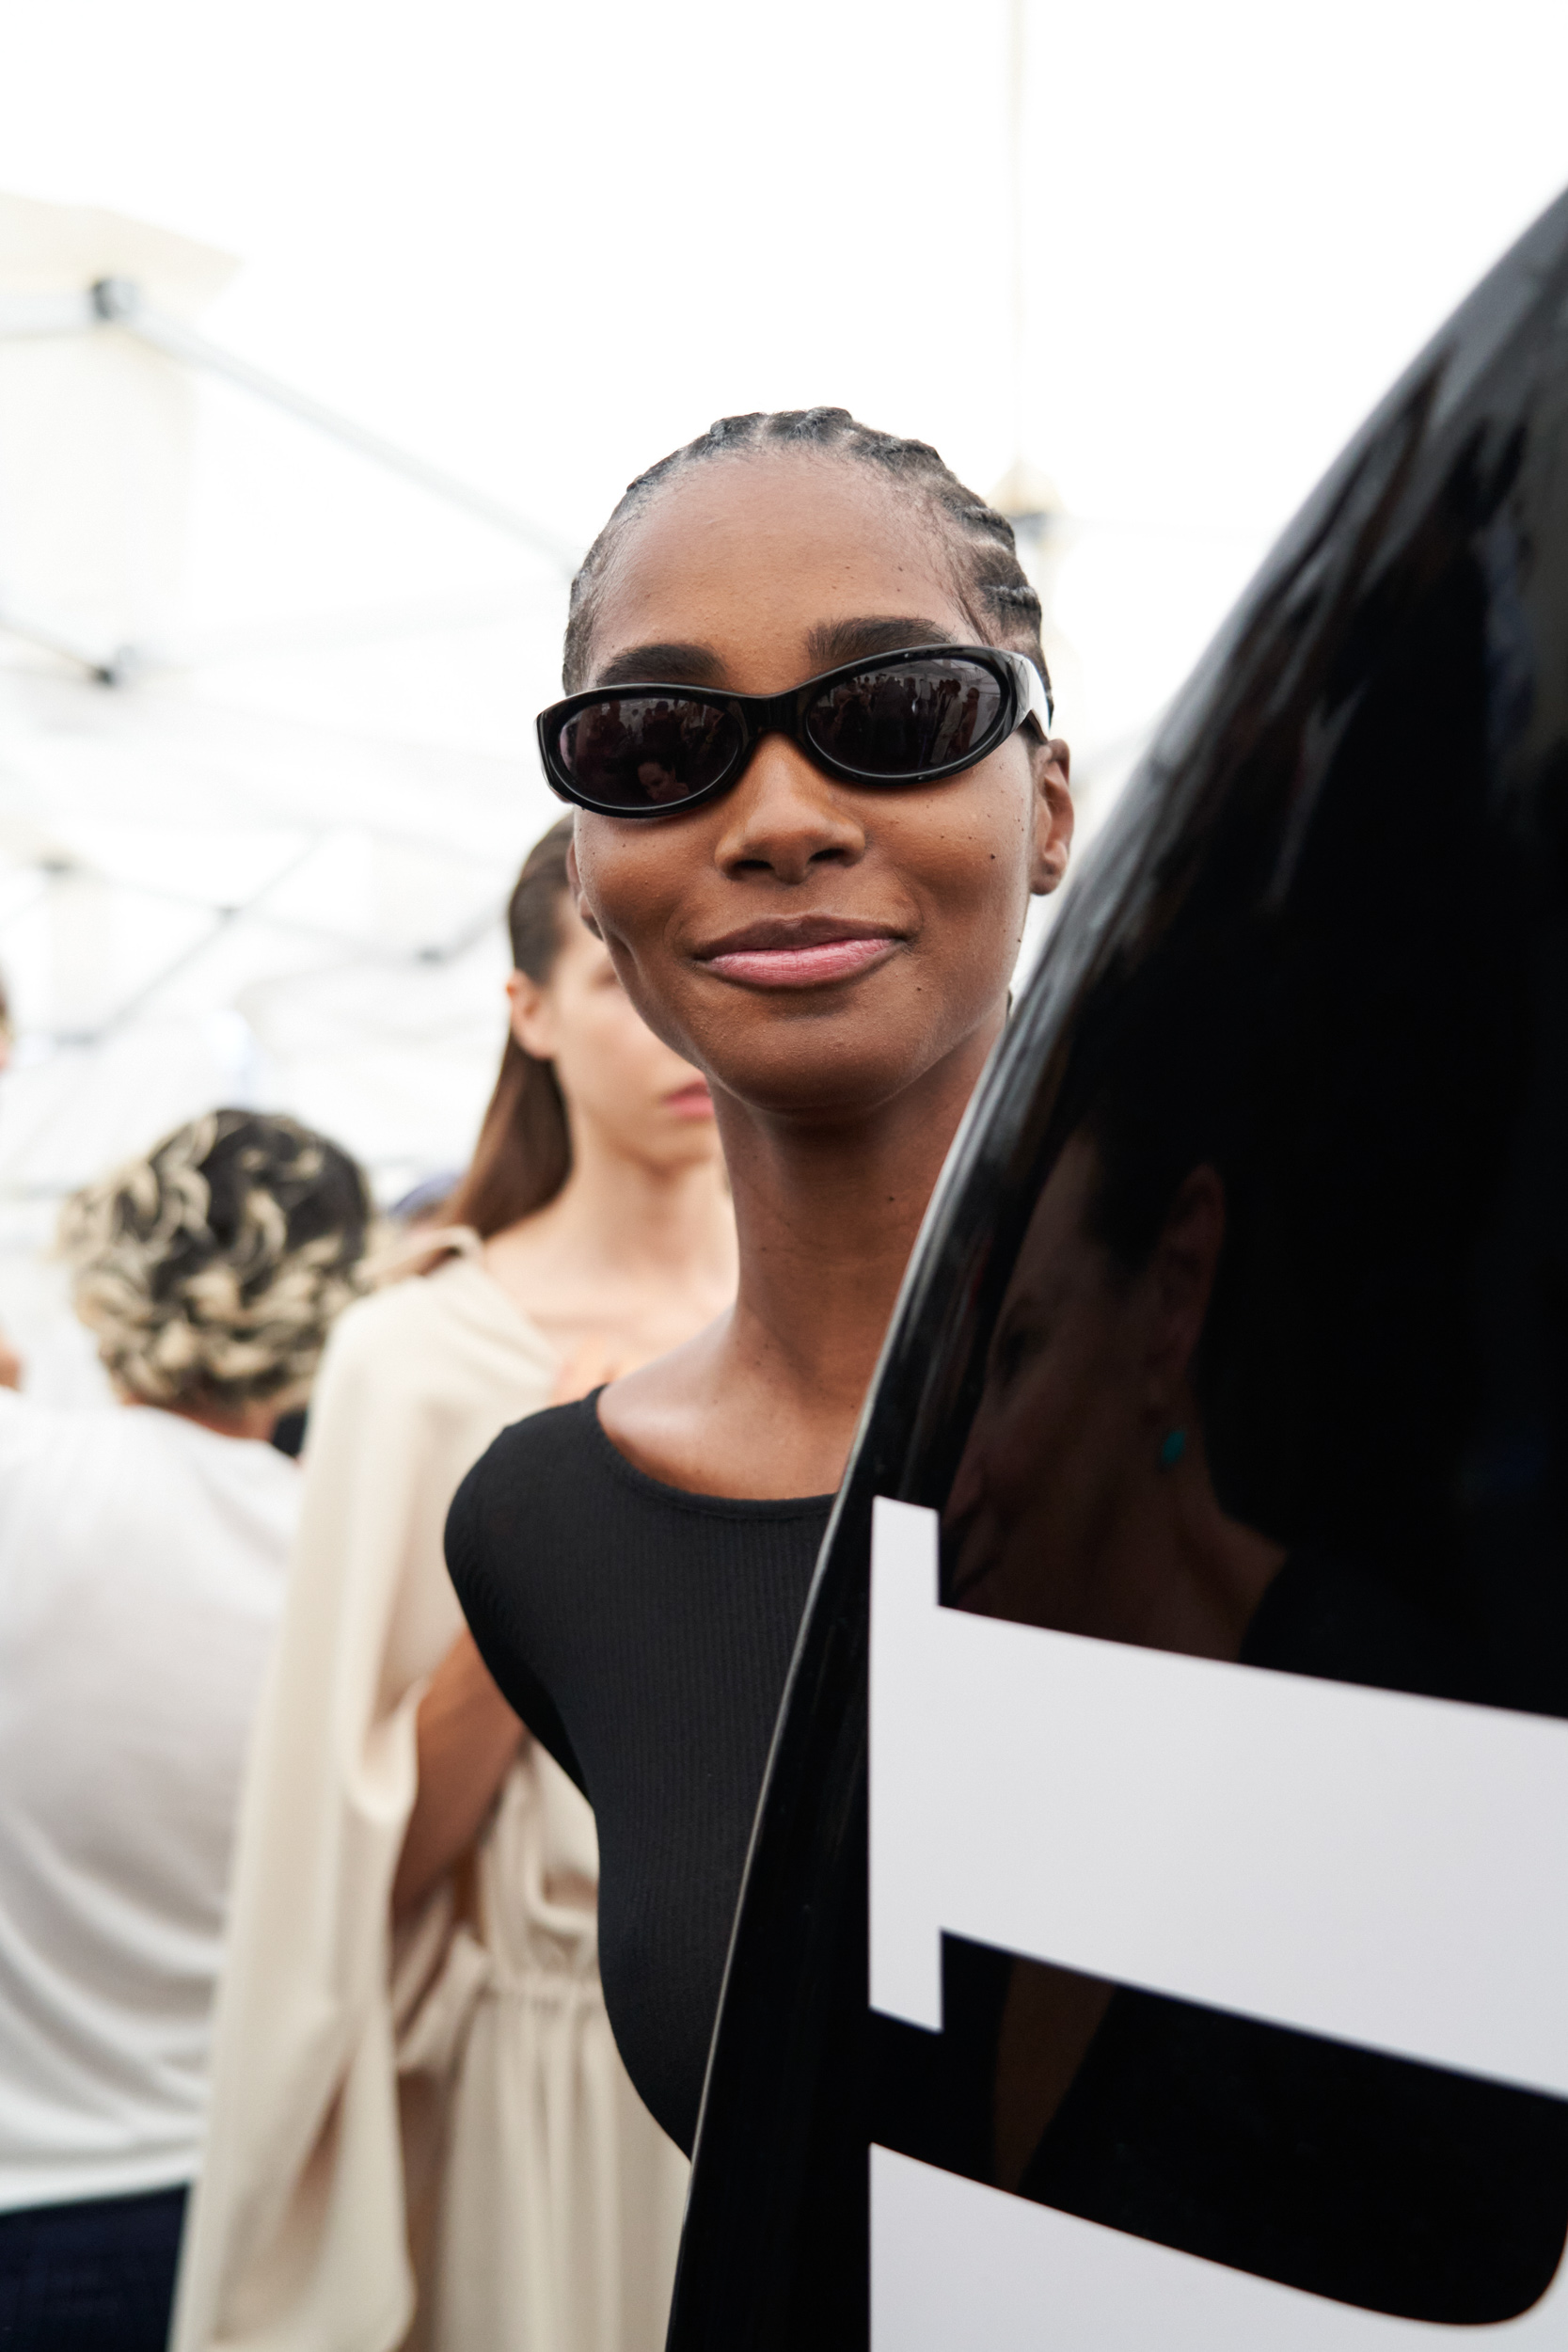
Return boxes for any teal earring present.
[1158,1425,1188,1472]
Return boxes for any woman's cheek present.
[613,954,699,1069]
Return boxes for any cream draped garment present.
[171,1240,689,2352]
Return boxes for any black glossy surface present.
[669,183,1568,2348]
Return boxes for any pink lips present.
[663,1079,716,1119]
[696,920,901,991]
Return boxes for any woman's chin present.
[697,993,998,1125]
[701,1046,935,1123]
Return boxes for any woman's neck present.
[536,1136,733,1285]
[720,1089,962,1410]
[483,1120,736,1361]
[599,1009,1002,1499]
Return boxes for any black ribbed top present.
[446,1392,831,2153]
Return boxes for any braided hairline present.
[562,407,1050,697]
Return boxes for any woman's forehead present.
[586,453,971,692]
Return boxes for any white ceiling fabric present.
[0,190,572,1350]
[0,652,570,1364]
[0,667,555,1189]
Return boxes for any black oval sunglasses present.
[535,644,1053,818]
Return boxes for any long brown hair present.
[446,818,576,1239]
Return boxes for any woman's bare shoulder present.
[594,1320,836,1502]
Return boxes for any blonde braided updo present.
[60,1109,372,1412]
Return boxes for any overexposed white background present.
[3,0,1561,743]
[0,0,1564,1354]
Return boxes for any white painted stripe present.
[869,1494,1568,2094]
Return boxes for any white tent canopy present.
[0,670,546,1192]
[0,192,581,1368]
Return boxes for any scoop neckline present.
[584,1388,835,1521]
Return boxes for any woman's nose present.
[711,737,866,882]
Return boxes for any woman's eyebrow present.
[590,618,962,693]
[805,617,962,669]
[593,643,725,688]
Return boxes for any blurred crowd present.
[0,816,732,2352]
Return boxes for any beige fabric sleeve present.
[170,1287,499,2352]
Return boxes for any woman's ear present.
[1029,736,1074,896]
[565,834,605,941]
[506,967,557,1061]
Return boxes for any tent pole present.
[90,276,578,576]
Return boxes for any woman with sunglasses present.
[450,406,1073,2164]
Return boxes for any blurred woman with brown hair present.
[172,819,735,2352]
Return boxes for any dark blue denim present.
[0,2184,187,2349]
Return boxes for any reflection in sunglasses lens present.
[562,696,740,808]
[805,660,1004,777]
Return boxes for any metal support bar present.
[0,277,578,573]
[89,278,578,574]
[0,291,99,338]
[0,600,127,682]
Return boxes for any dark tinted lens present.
[804,658,1006,778]
[559,694,740,809]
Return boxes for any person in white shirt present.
[0,1109,371,2352]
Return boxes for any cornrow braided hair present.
[562,406,1050,697]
